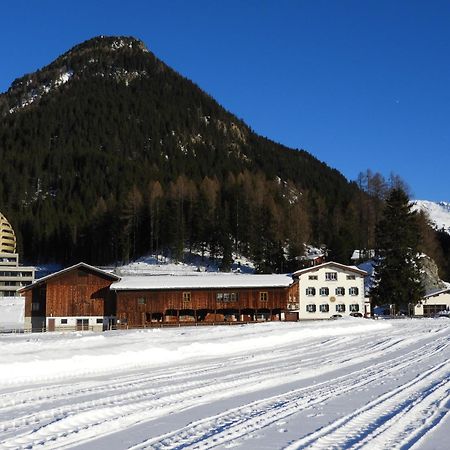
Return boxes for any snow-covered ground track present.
[0,319,449,449]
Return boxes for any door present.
[48,318,55,332]
[285,312,299,322]
[76,319,89,331]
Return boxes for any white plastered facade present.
[293,262,367,320]
[414,288,450,316]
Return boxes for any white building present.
[293,261,368,319]
[0,212,17,253]
[0,212,35,298]
[0,252,35,298]
[414,288,450,317]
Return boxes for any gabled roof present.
[292,261,367,277]
[110,273,295,291]
[424,287,450,298]
[18,262,120,292]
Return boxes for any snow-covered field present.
[1,318,450,449]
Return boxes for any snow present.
[115,252,255,276]
[351,249,375,261]
[1,319,450,449]
[358,259,376,294]
[111,273,293,290]
[0,296,24,331]
[9,70,74,113]
[299,244,326,261]
[413,200,450,234]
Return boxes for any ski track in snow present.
[0,320,449,449]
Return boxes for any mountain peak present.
[2,35,157,115]
[412,200,450,234]
[65,35,149,56]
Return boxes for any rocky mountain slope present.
[412,200,450,234]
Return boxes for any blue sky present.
[1,0,449,201]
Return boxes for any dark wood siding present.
[115,281,298,327]
[24,291,32,317]
[24,267,116,319]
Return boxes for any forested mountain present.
[0,36,443,274]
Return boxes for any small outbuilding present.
[414,288,450,317]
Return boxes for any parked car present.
[330,314,342,320]
[350,312,363,318]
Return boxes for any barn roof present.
[18,262,120,292]
[110,273,295,291]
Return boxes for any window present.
[306,287,316,296]
[335,287,345,296]
[349,287,359,296]
[77,319,89,329]
[137,297,146,305]
[350,304,360,312]
[260,292,268,302]
[78,270,88,277]
[306,304,316,313]
[336,304,346,313]
[308,275,318,280]
[346,275,356,280]
[320,304,329,313]
[319,287,329,296]
[61,318,68,324]
[32,302,40,311]
[325,272,337,281]
[217,292,238,302]
[96,318,103,324]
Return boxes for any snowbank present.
[0,296,24,330]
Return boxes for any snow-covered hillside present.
[114,252,255,276]
[413,200,450,234]
[1,319,450,449]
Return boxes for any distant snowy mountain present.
[412,200,450,234]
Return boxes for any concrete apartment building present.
[0,212,35,299]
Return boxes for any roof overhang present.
[18,262,120,293]
[292,261,367,277]
[424,287,450,299]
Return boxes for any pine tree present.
[371,188,424,312]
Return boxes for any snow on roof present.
[110,273,294,291]
[298,244,325,261]
[350,249,375,261]
[292,261,367,277]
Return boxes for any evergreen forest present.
[0,36,448,277]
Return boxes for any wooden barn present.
[19,263,119,332]
[18,263,300,331]
[110,274,299,327]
